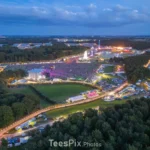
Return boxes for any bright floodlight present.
[83,51,88,60]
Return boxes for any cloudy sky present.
[0,0,150,35]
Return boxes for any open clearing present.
[35,84,94,104]
[103,66,115,73]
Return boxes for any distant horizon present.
[2,35,150,37]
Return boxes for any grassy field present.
[46,99,126,118]
[104,66,115,73]
[35,84,94,103]
[9,84,95,108]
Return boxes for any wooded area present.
[0,44,86,63]
[124,52,150,83]
[22,97,150,150]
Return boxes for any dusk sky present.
[0,0,150,35]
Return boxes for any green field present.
[104,66,115,73]
[9,84,95,108]
[46,99,126,118]
[35,84,94,103]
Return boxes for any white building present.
[27,69,45,81]
[66,95,86,103]
[104,96,115,102]
[53,78,62,82]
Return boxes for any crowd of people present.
[6,62,100,80]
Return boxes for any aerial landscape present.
[0,0,150,150]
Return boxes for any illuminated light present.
[109,92,114,95]
[83,51,88,60]
[17,128,22,133]
[117,47,124,50]
[98,76,101,79]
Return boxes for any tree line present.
[124,52,150,83]
[0,69,27,84]
[1,37,150,50]
[29,85,56,105]
[109,53,150,83]
[0,44,87,63]
[0,88,40,128]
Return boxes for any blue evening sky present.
[0,0,150,35]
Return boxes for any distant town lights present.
[117,47,124,50]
